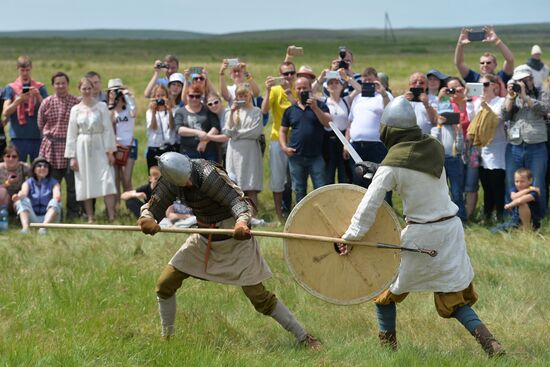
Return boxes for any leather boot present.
[472,324,505,357]
[378,330,397,350]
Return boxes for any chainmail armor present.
[146,159,252,224]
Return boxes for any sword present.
[329,122,379,179]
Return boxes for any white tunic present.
[65,102,117,201]
[343,165,474,294]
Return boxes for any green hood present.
[379,124,444,178]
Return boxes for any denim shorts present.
[463,164,479,193]
[15,197,61,223]
[129,139,138,160]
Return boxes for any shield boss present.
[283,184,401,305]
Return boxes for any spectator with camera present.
[12,157,61,235]
[181,67,216,105]
[65,77,117,223]
[279,77,331,203]
[262,60,298,221]
[145,85,178,170]
[468,74,507,223]
[37,71,81,220]
[502,65,550,217]
[403,72,438,134]
[345,67,393,189]
[525,45,549,90]
[223,84,264,212]
[439,77,478,221]
[144,55,179,98]
[3,56,48,163]
[454,26,514,97]
[175,85,221,162]
[316,47,362,98]
[0,145,31,215]
[107,78,137,198]
[219,59,260,104]
[322,70,360,184]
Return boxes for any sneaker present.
[301,334,322,350]
[250,217,265,226]
[20,228,29,234]
[38,228,47,236]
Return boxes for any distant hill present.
[0,23,548,41]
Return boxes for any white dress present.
[223,107,263,191]
[65,102,117,201]
[343,166,474,294]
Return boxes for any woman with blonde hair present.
[223,84,263,211]
[146,85,177,169]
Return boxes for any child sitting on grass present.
[504,168,541,230]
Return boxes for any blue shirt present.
[4,85,48,139]
[27,176,58,216]
[281,101,329,157]
[464,68,512,85]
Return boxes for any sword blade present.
[329,121,363,164]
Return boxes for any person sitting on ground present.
[0,145,31,214]
[504,168,542,231]
[121,165,161,218]
[12,157,61,234]
[159,199,196,228]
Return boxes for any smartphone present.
[235,100,246,108]
[22,84,31,94]
[288,46,304,56]
[299,91,310,105]
[409,87,424,102]
[189,66,203,75]
[325,70,340,81]
[272,76,285,86]
[466,83,483,97]
[361,82,376,97]
[468,31,486,42]
[440,112,460,125]
[227,58,239,67]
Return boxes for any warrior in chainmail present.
[138,152,320,349]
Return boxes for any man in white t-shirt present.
[346,67,392,189]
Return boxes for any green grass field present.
[1,26,550,365]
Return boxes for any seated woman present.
[12,157,61,234]
[0,144,31,215]
[159,199,196,228]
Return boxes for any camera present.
[235,100,246,108]
[410,87,424,102]
[361,82,376,97]
[156,98,165,106]
[156,63,169,69]
[299,91,310,105]
[511,82,521,93]
[338,46,348,69]
[446,88,456,95]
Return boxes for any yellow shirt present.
[269,85,297,142]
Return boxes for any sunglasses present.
[36,163,49,168]
[482,82,491,87]
[207,100,220,107]
[188,94,202,99]
[193,77,205,82]
[4,154,18,159]
[281,71,296,76]
[479,61,493,65]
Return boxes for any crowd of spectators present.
[1,26,549,234]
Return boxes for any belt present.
[406,215,455,225]
[197,222,232,241]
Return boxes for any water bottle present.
[0,206,8,231]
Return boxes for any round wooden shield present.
[283,184,401,305]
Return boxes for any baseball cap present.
[426,69,449,81]
[168,73,185,85]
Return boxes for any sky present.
[3,0,549,33]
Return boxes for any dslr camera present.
[156,62,169,69]
[338,46,349,69]
[511,82,521,93]
[156,98,165,106]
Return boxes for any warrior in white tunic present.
[340,96,504,357]
[138,152,320,349]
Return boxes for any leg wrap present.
[241,283,278,315]
[157,295,176,337]
[155,265,188,299]
[269,301,307,342]
[375,302,397,332]
[452,305,481,334]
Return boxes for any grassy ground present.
[1,28,550,365]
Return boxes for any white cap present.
[168,73,185,85]
[512,64,532,81]
[531,45,542,55]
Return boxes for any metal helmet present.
[157,152,192,186]
[380,95,417,129]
